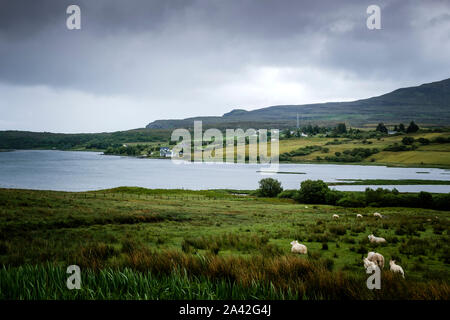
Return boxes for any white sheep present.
[332,214,339,220]
[373,212,382,218]
[363,257,377,270]
[356,214,363,218]
[368,234,386,244]
[389,260,405,278]
[290,240,307,254]
[367,251,385,269]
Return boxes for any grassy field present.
[185,131,450,168]
[0,188,449,300]
[278,132,450,167]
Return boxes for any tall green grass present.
[1,255,449,300]
[0,264,298,300]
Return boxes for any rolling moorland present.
[0,186,449,299]
[146,78,450,129]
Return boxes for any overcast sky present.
[0,0,449,133]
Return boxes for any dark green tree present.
[375,123,388,134]
[418,191,433,208]
[257,178,283,197]
[402,137,415,145]
[406,121,419,133]
[335,123,347,134]
[297,180,330,204]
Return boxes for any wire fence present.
[60,192,250,202]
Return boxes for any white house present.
[160,147,173,157]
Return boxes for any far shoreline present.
[3,148,450,170]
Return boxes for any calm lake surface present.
[0,150,449,193]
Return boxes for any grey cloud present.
[0,0,449,132]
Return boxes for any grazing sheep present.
[367,251,385,269]
[373,212,382,218]
[389,260,405,278]
[363,257,377,270]
[368,234,386,244]
[332,214,339,219]
[305,206,308,209]
[356,214,363,218]
[290,240,307,254]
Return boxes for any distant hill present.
[2,78,449,151]
[0,129,171,150]
[146,78,450,129]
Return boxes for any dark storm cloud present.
[0,0,449,132]
[0,0,447,88]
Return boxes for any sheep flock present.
[290,211,406,279]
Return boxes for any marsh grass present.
[0,188,449,300]
[1,252,449,300]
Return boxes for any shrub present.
[297,180,329,204]
[277,189,299,199]
[417,137,430,145]
[402,137,415,145]
[325,190,344,205]
[362,187,448,211]
[384,143,413,152]
[325,148,379,162]
[256,178,283,197]
[418,191,433,208]
[280,145,322,160]
[433,136,450,144]
[431,193,450,210]
[337,194,366,207]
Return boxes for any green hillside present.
[146,78,450,129]
[0,129,171,150]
